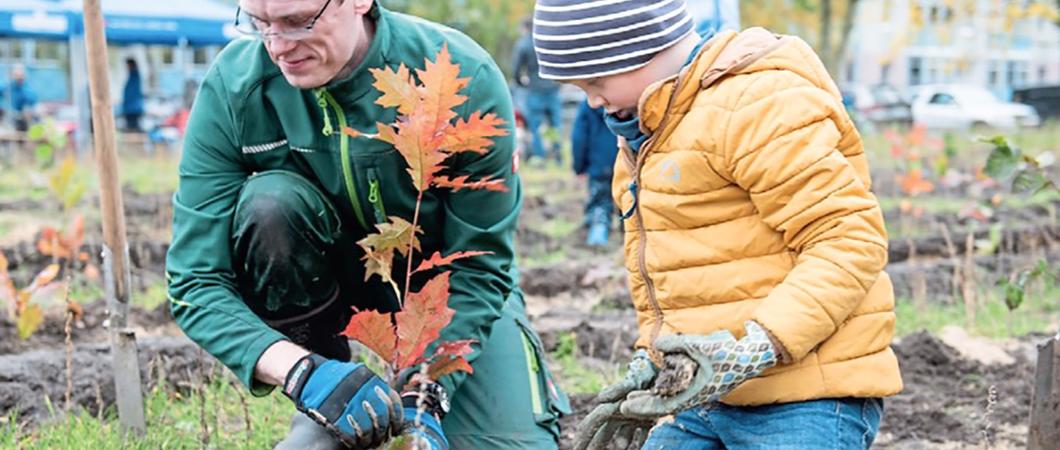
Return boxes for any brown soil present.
[551,328,1041,449]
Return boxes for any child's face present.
[569,65,660,120]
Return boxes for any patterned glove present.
[573,349,658,450]
[620,321,778,418]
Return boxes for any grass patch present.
[0,153,180,203]
[895,283,1060,338]
[863,123,1060,172]
[548,332,614,395]
[540,218,579,240]
[119,155,181,195]
[517,247,568,268]
[4,376,291,449]
[135,282,170,310]
[0,164,49,202]
[67,281,104,306]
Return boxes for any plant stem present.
[63,284,73,411]
[402,190,425,307]
[389,281,401,305]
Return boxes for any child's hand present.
[619,322,778,418]
[573,349,657,450]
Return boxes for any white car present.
[910,85,1041,130]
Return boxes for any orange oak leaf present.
[442,112,508,155]
[37,228,64,258]
[381,113,449,191]
[370,63,418,115]
[348,46,508,196]
[36,215,84,259]
[66,299,84,322]
[412,251,493,275]
[427,354,474,380]
[342,126,367,139]
[29,264,61,291]
[430,339,476,360]
[432,175,508,193]
[394,272,453,369]
[416,44,469,130]
[358,217,422,283]
[900,169,935,196]
[424,340,476,379]
[341,307,398,362]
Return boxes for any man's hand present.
[620,321,778,418]
[283,354,404,449]
[399,376,449,450]
[573,349,658,450]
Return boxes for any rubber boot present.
[586,222,609,247]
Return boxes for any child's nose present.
[587,95,606,109]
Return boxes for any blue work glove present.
[573,349,658,450]
[282,354,404,449]
[620,321,778,418]
[399,378,450,450]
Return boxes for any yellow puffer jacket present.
[614,28,903,405]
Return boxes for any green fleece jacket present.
[166,3,520,397]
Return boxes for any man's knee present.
[235,172,322,236]
[230,171,342,315]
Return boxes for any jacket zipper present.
[367,168,387,224]
[624,70,690,359]
[317,88,369,230]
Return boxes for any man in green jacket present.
[166,0,568,448]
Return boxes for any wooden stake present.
[1028,336,1060,450]
[82,0,146,434]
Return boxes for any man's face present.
[240,0,371,88]
[568,65,661,120]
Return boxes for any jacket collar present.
[636,28,787,137]
[321,2,391,103]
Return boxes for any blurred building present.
[0,0,236,147]
[842,0,1060,100]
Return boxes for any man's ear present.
[351,0,374,15]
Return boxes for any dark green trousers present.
[232,171,569,449]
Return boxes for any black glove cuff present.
[401,381,450,419]
[282,353,327,404]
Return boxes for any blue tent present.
[0,0,73,40]
[58,0,238,46]
[0,0,236,150]
[0,0,236,46]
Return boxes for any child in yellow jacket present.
[532,1,902,448]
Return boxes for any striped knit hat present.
[533,0,695,81]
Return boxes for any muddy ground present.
[0,304,1042,449]
[1,172,1057,448]
[544,321,1043,449]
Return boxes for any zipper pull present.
[620,181,639,220]
[313,88,334,136]
[368,179,381,205]
[367,169,387,223]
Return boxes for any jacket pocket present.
[513,312,572,435]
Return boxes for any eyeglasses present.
[234,0,333,41]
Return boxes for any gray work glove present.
[573,349,658,450]
[620,321,778,418]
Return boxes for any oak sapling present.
[339,45,510,446]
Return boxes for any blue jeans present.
[523,88,563,161]
[642,398,883,450]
